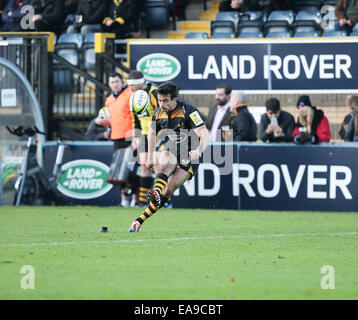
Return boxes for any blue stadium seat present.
[215,11,240,27]
[185,32,209,39]
[292,20,321,35]
[238,31,264,38]
[267,10,295,24]
[210,32,236,39]
[293,30,319,37]
[57,33,83,49]
[211,20,236,36]
[265,31,292,38]
[295,9,321,24]
[264,21,291,37]
[54,33,83,91]
[144,0,169,37]
[321,29,347,37]
[82,33,95,70]
[237,21,263,37]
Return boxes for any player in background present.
[128,81,210,232]
[127,70,158,207]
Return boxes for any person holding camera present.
[260,97,295,143]
[292,95,331,145]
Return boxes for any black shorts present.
[113,138,131,151]
[156,140,199,179]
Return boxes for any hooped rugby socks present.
[136,173,168,225]
[153,173,168,195]
[138,176,153,205]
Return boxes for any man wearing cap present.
[292,95,331,144]
[260,97,295,143]
[127,70,159,207]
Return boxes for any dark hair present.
[108,72,123,80]
[128,70,144,80]
[157,81,179,99]
[266,98,281,113]
[216,83,232,95]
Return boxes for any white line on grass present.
[0,231,357,248]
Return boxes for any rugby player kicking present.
[128,81,210,232]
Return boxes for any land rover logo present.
[57,160,113,199]
[137,53,181,82]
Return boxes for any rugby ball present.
[129,90,149,115]
[98,106,110,120]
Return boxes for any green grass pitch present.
[0,206,357,300]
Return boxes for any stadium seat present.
[215,11,240,27]
[267,10,295,25]
[321,29,347,37]
[55,33,83,66]
[292,20,321,35]
[144,0,170,37]
[237,21,263,37]
[265,31,292,38]
[82,33,95,70]
[293,30,319,37]
[210,32,236,39]
[350,31,358,36]
[238,31,264,38]
[185,32,209,39]
[295,9,321,24]
[211,20,236,36]
[264,21,291,37]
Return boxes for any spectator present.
[0,1,7,27]
[101,0,137,39]
[0,0,32,32]
[335,0,358,33]
[206,84,232,142]
[219,0,261,12]
[292,95,331,144]
[229,91,257,142]
[67,0,109,35]
[85,107,111,141]
[260,97,295,143]
[64,0,79,15]
[338,95,354,140]
[344,95,358,141]
[31,0,65,34]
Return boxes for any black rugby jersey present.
[152,99,205,148]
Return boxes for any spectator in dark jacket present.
[338,95,354,140]
[335,0,358,32]
[229,91,257,142]
[31,0,65,34]
[0,0,32,31]
[101,0,137,38]
[260,97,295,143]
[0,0,9,27]
[344,95,358,142]
[292,95,331,144]
[67,0,109,35]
